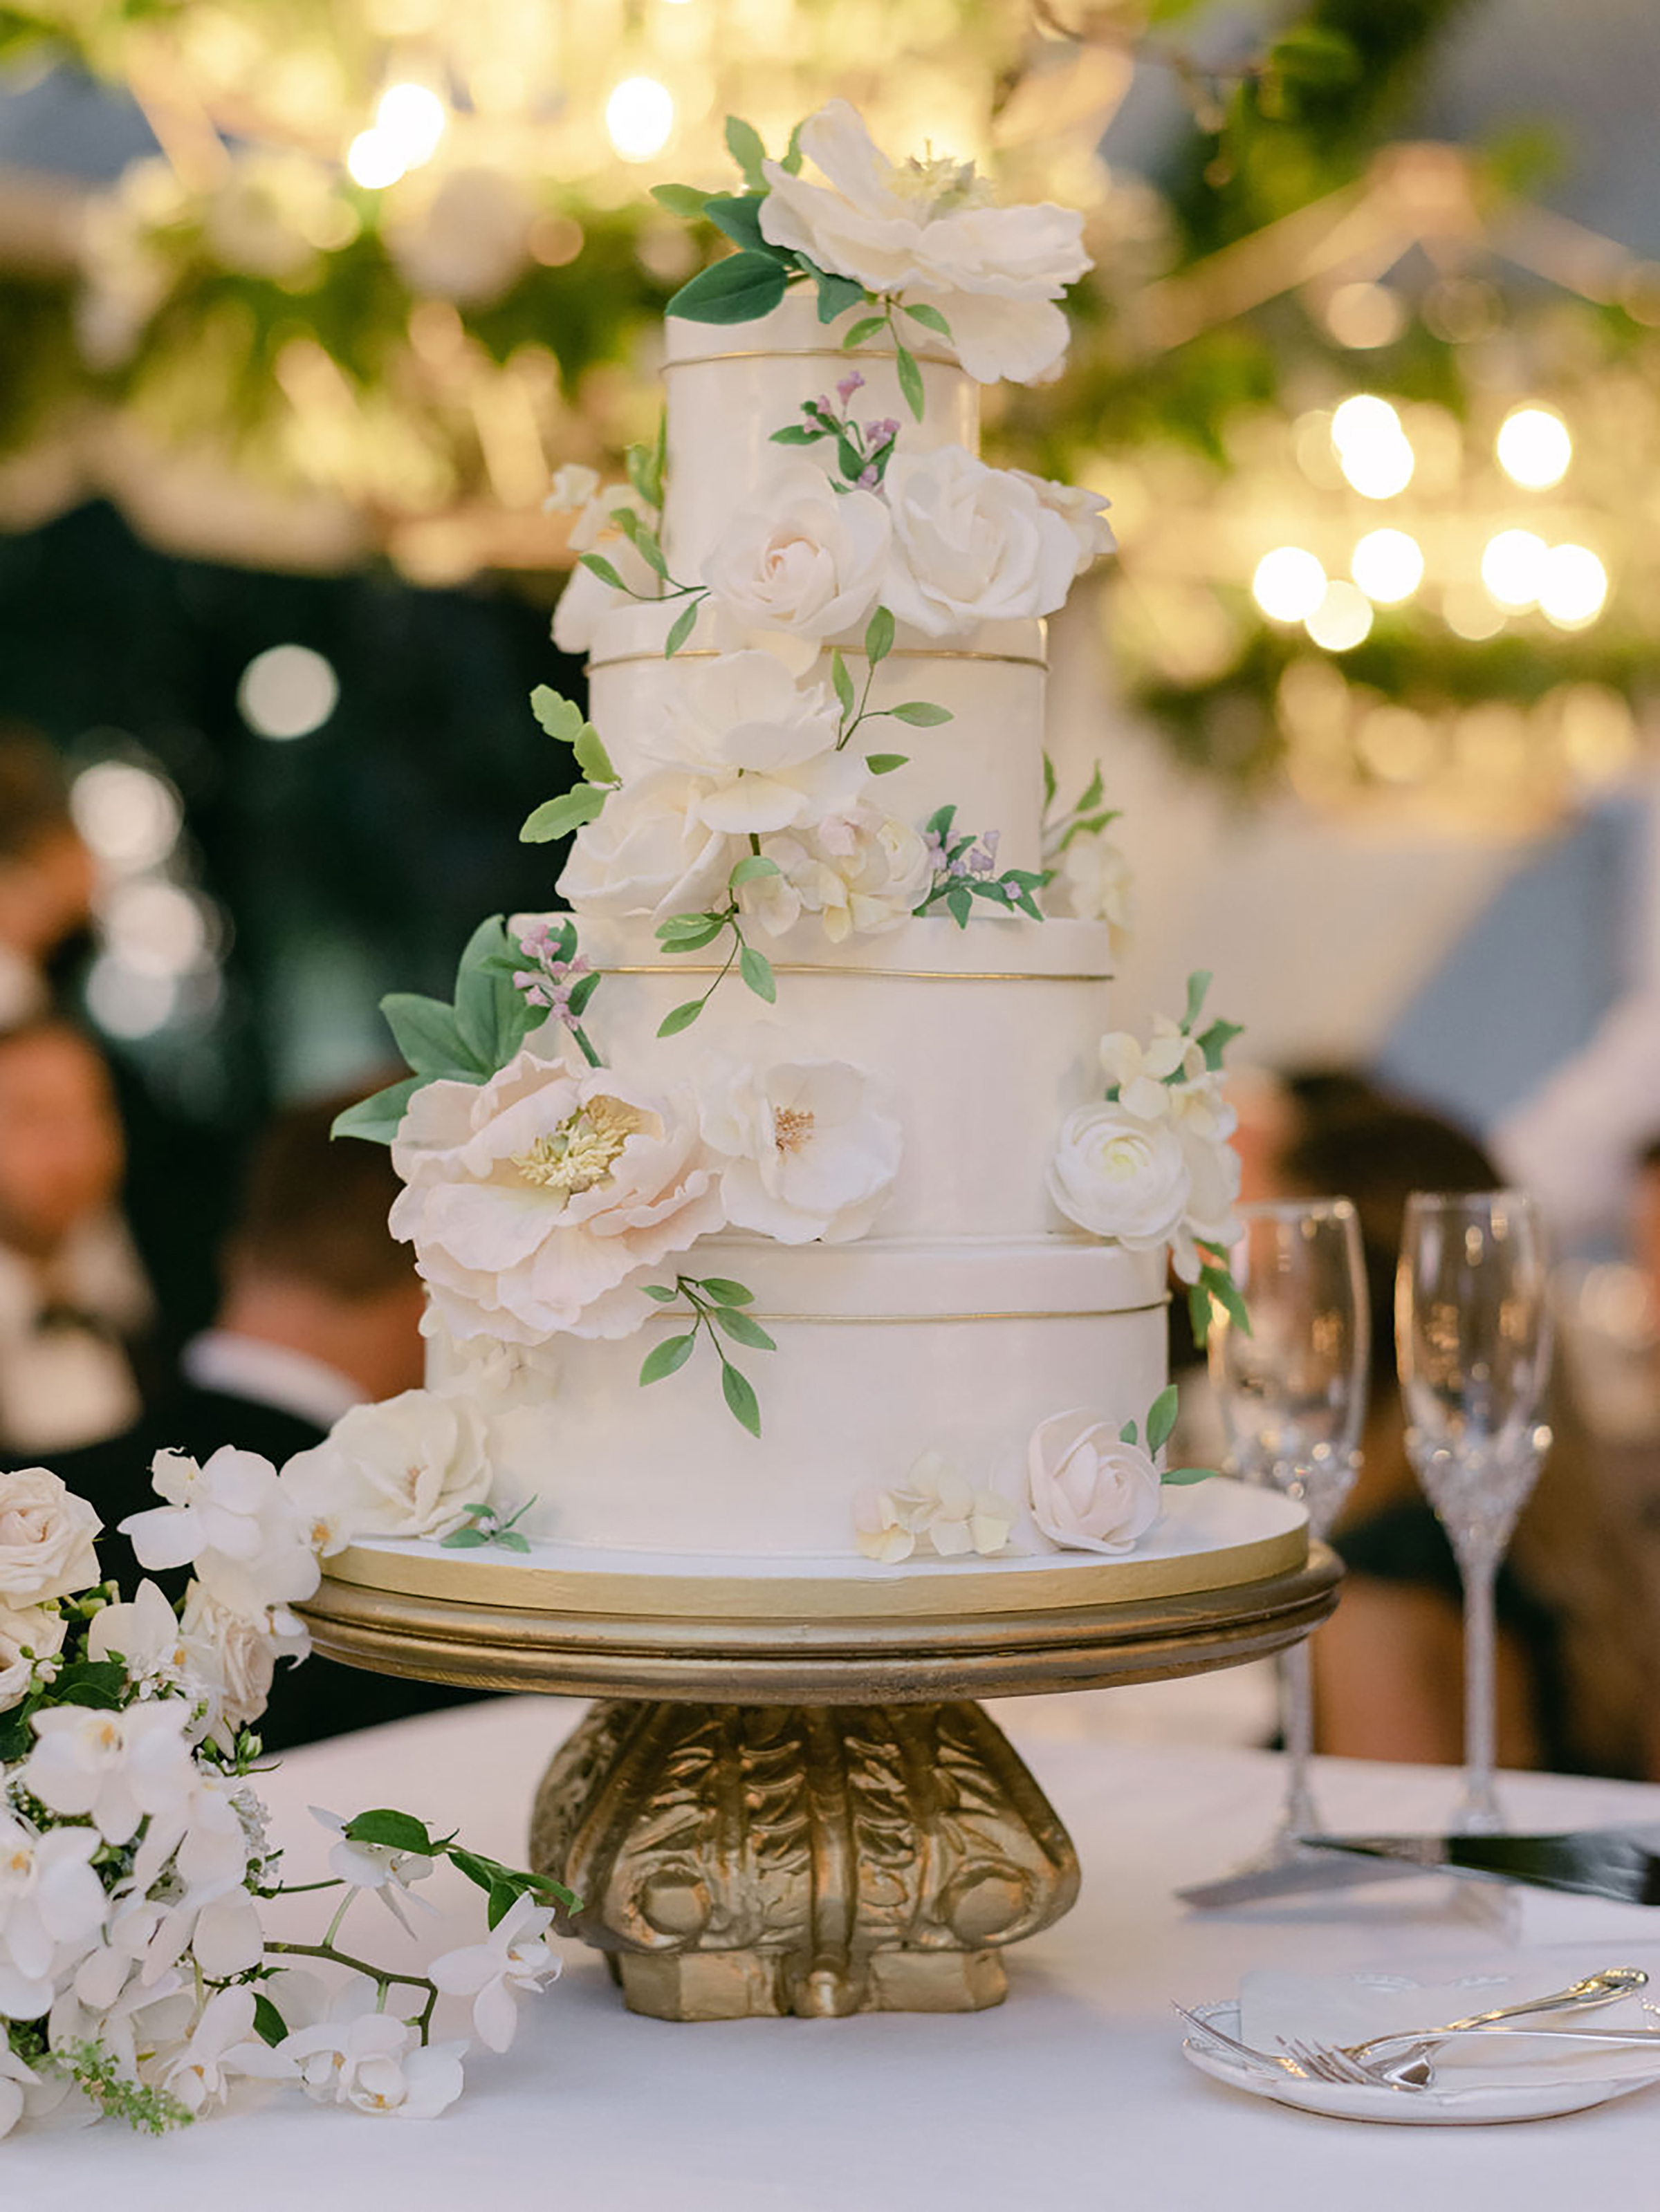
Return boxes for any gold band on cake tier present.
[663,345,956,371]
[587,648,1049,671]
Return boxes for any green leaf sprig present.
[1040,756,1123,862]
[913,803,1051,927]
[654,851,780,1035]
[440,1496,537,1554]
[571,510,711,658]
[638,1273,774,1437]
[827,604,951,769]
[770,378,902,490]
[1118,1383,1215,1486]
[518,685,621,845]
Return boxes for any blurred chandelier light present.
[1252,546,1326,622]
[606,77,676,162]
[1330,396,1414,499]
[1305,579,1373,651]
[1480,528,1549,611]
[1350,528,1424,604]
[1496,405,1572,490]
[1539,543,1608,629]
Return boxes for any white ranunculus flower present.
[120,1447,320,1624]
[881,447,1079,637]
[1056,833,1134,958]
[757,100,1089,385]
[556,768,740,923]
[430,1891,560,2054]
[551,483,660,654]
[1007,470,1115,570]
[703,463,890,640]
[391,1053,726,1344]
[752,808,931,942]
[1027,1411,1161,1556]
[0,1601,66,1711]
[282,1391,493,1547]
[1046,1104,1191,1250]
[700,1056,903,1244]
[643,651,864,837]
[0,1467,101,1608]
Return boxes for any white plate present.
[1180,2002,1660,2126]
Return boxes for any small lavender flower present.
[866,418,901,445]
[836,371,866,404]
[857,465,879,490]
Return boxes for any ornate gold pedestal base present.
[529,1699,1080,2020]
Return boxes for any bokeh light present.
[376,83,447,167]
[1538,543,1608,629]
[238,644,340,739]
[1251,547,1327,622]
[1479,528,1549,610]
[1304,579,1374,651]
[1495,405,1572,491]
[71,761,183,873]
[1350,528,1424,604]
[1330,393,1415,499]
[605,77,676,162]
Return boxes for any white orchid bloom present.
[430,1891,561,2053]
[280,2013,465,2119]
[0,1814,107,2020]
[22,1700,198,1848]
[120,1447,320,1622]
[310,1808,435,1932]
[154,1985,293,2115]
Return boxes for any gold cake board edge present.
[326,1520,1307,1624]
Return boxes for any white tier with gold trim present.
[585,602,1048,873]
[661,292,975,574]
[430,1237,1167,1559]
[533,910,1113,1240]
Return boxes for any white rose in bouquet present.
[1046,1104,1191,1249]
[0,1599,67,1710]
[703,463,890,639]
[644,651,865,836]
[757,100,1089,384]
[882,448,1078,636]
[0,1467,102,1607]
[700,1055,903,1243]
[282,1391,493,1545]
[556,768,740,922]
[391,1052,726,1343]
[1027,1411,1161,1556]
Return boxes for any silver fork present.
[1282,2025,1660,2093]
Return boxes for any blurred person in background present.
[0,1015,155,1457]
[0,729,95,1024]
[1273,1093,1659,1781]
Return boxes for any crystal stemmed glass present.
[1209,1198,1370,1857]
[1396,1190,1553,1834]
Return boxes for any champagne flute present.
[1396,1190,1553,1834]
[1209,1198,1369,1856]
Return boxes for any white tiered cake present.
[303,102,1295,1608]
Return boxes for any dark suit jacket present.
[4,1379,483,1753]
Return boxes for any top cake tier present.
[661,292,978,576]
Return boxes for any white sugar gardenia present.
[744,806,932,942]
[1098,1019,1190,1122]
[1027,1411,1162,1556]
[557,766,739,923]
[430,1891,561,2054]
[282,1391,492,1545]
[0,1466,102,1608]
[853,1452,1014,1564]
[0,1599,67,1710]
[391,1052,726,1344]
[757,100,1090,384]
[699,1055,903,1244]
[1047,1104,1191,1252]
[643,650,865,836]
[702,463,890,638]
[881,447,1079,637]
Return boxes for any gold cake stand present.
[302,1537,1339,2022]
[303,1530,1336,2026]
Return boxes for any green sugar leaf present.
[639,1332,697,1384]
[252,1995,288,2049]
[1183,968,1214,1031]
[1161,1466,1218,1487]
[894,339,925,422]
[781,119,804,175]
[657,915,726,951]
[529,685,586,745]
[830,647,856,720]
[573,724,615,786]
[567,970,601,1016]
[652,183,712,219]
[441,1527,490,1548]
[1196,1016,1245,1071]
[724,115,768,189]
[815,267,866,323]
[658,999,705,1037]
[1118,1420,1139,1447]
[666,250,789,325]
[343,1807,436,1855]
[520,785,607,843]
[721,1361,762,1436]
[331,1075,423,1146]
[945,882,973,929]
[865,753,908,776]
[770,423,823,445]
[1188,1279,1213,1344]
[495,1531,532,1553]
[703,192,777,259]
[739,945,777,1002]
[1145,1384,1181,1458]
[1077,762,1105,815]
[865,604,895,665]
[640,1283,681,1303]
[901,300,952,338]
[842,314,887,348]
[729,853,780,886]
[1042,750,1058,809]
[712,1306,777,1352]
[1200,1262,1251,1336]
[381,993,482,1079]
[578,552,627,591]
[625,437,663,510]
[697,1277,754,1306]
[886,700,952,726]
[455,913,533,1069]
[664,601,701,658]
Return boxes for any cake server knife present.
[1179,1825,1660,1909]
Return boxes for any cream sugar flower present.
[880,447,1079,637]
[550,479,661,656]
[699,1052,903,1245]
[643,649,865,837]
[744,806,931,942]
[758,100,1089,385]
[1058,831,1135,959]
[703,463,890,640]
[1027,1411,1161,1556]
[281,1390,493,1548]
[1007,470,1116,568]
[1048,1104,1191,1253]
[1098,1019,1191,1122]
[853,1452,1014,1564]
[557,767,739,924]
[391,1052,726,1344]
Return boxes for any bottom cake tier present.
[429,1235,1170,1560]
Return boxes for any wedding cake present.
[300,103,1295,1604]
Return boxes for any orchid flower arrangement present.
[0,1457,569,2139]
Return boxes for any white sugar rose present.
[1027,1411,1161,1556]
[748,807,930,942]
[0,1601,67,1711]
[700,1056,903,1244]
[391,1053,726,1343]
[644,651,864,836]
[882,448,1078,637]
[1008,470,1115,570]
[1047,1104,1191,1249]
[703,463,890,639]
[557,768,740,922]
[282,1391,493,1544]
[0,1467,101,1608]
[758,100,1089,384]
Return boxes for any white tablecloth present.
[14,1692,1660,2209]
